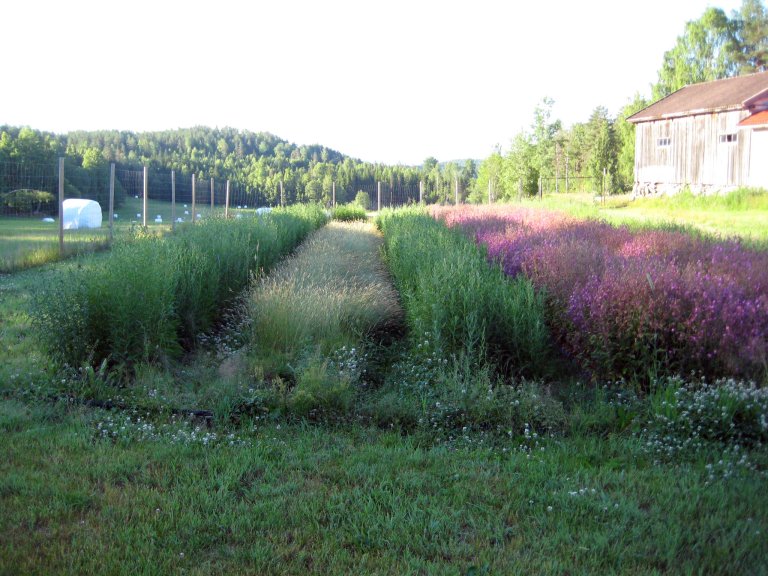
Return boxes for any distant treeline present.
[0,126,478,210]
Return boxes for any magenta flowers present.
[432,205,768,384]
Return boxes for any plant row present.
[433,205,768,384]
[376,207,549,376]
[244,220,403,419]
[35,205,327,371]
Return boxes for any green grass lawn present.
[2,400,764,575]
[516,190,768,246]
[2,219,767,574]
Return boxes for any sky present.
[1,0,744,165]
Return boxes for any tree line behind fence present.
[0,158,476,220]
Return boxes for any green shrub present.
[354,191,371,210]
[331,203,368,222]
[1,189,55,214]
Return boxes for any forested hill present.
[1,125,475,207]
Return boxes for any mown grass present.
[516,189,768,246]
[0,399,765,575]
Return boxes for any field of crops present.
[1,202,767,574]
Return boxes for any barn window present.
[719,133,738,144]
[657,137,671,147]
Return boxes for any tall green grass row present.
[34,205,326,371]
[376,207,549,376]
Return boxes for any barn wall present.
[633,109,751,195]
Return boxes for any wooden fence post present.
[377,181,381,212]
[454,175,459,205]
[109,163,115,241]
[171,170,176,231]
[210,177,214,213]
[192,174,196,224]
[58,157,64,255]
[225,180,230,218]
[419,180,424,205]
[143,166,148,227]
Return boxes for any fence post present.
[332,181,336,207]
[377,181,381,212]
[142,166,148,227]
[58,157,64,256]
[454,176,459,205]
[419,180,424,205]
[225,180,230,218]
[565,155,569,192]
[171,170,176,231]
[192,174,196,224]
[602,168,606,204]
[538,175,542,200]
[109,163,115,241]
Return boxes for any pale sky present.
[1,0,743,165]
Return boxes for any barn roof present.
[628,71,768,124]
[738,109,768,126]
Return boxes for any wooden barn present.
[627,71,768,195]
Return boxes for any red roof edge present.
[738,110,768,127]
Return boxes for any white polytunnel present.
[62,199,102,230]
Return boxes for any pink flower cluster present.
[431,205,768,383]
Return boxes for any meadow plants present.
[434,205,768,384]
[34,205,326,372]
[377,207,549,377]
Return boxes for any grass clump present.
[376,207,549,377]
[331,202,368,222]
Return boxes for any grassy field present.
[1,214,767,574]
[514,189,768,246]
[0,197,257,273]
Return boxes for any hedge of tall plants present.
[433,205,768,385]
[35,205,326,371]
[376,207,549,376]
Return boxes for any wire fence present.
[0,157,469,221]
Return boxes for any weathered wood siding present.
[634,109,754,193]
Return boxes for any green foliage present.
[642,376,768,474]
[1,189,55,214]
[377,207,549,376]
[33,205,326,372]
[353,190,371,210]
[331,203,368,221]
[651,1,768,99]
[731,0,768,73]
